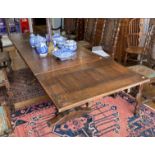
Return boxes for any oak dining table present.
[10,33,150,126]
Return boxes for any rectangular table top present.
[36,58,149,112]
[10,34,150,113]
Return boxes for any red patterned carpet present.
[10,92,155,137]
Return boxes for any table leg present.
[47,105,91,127]
[86,102,93,108]
[134,84,143,115]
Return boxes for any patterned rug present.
[0,68,46,103]
[10,92,155,137]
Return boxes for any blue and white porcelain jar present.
[35,35,46,47]
[52,33,66,48]
[36,42,48,58]
[29,34,36,48]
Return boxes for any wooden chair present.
[124,19,145,65]
[128,25,155,103]
[64,18,77,40]
[128,25,155,74]
[101,19,121,59]
[78,19,107,50]
[91,20,121,61]
[91,18,107,46]
[78,18,97,49]
[0,35,12,72]
[144,25,155,69]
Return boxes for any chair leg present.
[124,52,128,65]
[139,54,143,65]
[7,58,13,73]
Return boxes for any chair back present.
[143,24,155,66]
[101,19,121,59]
[92,18,107,46]
[111,19,121,59]
[84,18,96,43]
[127,18,141,47]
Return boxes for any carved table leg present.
[86,102,93,108]
[47,106,91,127]
[134,84,143,115]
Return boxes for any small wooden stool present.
[0,105,12,136]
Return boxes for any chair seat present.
[0,70,5,84]
[126,47,144,54]
[68,34,77,40]
[128,65,155,81]
[78,40,92,49]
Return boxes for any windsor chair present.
[124,19,145,65]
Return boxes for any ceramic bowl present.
[52,34,67,48]
[64,40,77,51]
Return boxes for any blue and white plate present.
[53,48,76,61]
